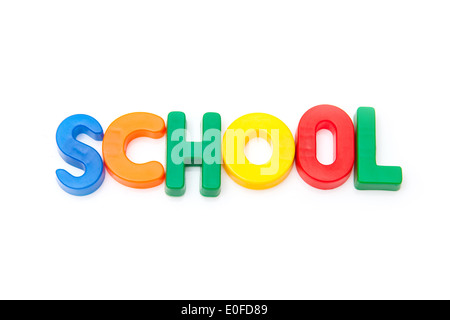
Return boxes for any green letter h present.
[165,112,221,197]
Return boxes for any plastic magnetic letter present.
[56,114,105,196]
[222,113,295,190]
[354,107,402,191]
[295,104,355,190]
[103,112,166,188]
[165,112,221,197]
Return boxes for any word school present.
[56,105,403,196]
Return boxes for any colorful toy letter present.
[354,107,402,191]
[222,113,295,190]
[56,114,105,196]
[102,112,166,188]
[165,112,222,197]
[295,105,355,190]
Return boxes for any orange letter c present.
[103,112,166,189]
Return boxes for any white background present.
[0,1,449,300]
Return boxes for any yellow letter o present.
[222,113,295,190]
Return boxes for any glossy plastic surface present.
[165,112,221,197]
[295,104,355,189]
[222,113,295,190]
[103,112,166,189]
[354,107,402,191]
[56,114,105,196]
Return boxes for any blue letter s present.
[56,114,105,196]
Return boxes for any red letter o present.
[295,104,355,189]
